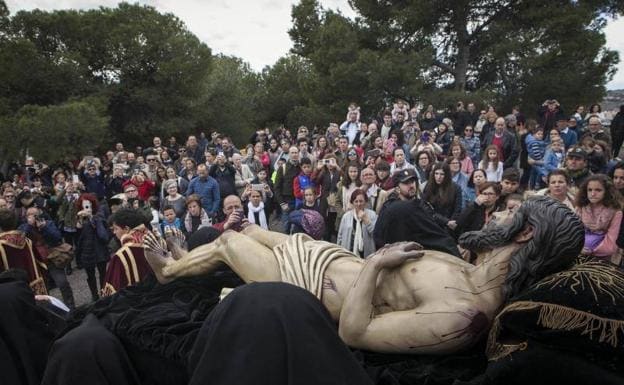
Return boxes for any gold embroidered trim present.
[536,301,624,347]
[30,277,47,295]
[116,248,132,285]
[487,300,624,361]
[101,282,117,297]
[487,341,528,361]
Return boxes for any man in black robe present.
[373,197,461,257]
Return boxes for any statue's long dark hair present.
[459,196,584,301]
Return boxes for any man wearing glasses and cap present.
[564,146,591,192]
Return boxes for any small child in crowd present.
[293,157,316,209]
[160,205,182,235]
[527,129,547,189]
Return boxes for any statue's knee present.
[219,230,249,245]
[241,223,262,235]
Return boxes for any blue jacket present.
[19,220,63,248]
[543,149,564,173]
[160,218,182,234]
[460,136,481,167]
[525,134,546,161]
[186,176,220,215]
[559,128,578,150]
[81,171,107,199]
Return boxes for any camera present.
[366,149,382,158]
[421,132,430,142]
[251,184,264,191]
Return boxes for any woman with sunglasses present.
[459,125,480,169]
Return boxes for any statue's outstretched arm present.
[340,304,485,354]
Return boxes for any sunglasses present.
[147,159,156,162]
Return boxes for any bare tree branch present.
[433,58,454,74]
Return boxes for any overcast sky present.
[6,0,624,90]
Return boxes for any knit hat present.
[300,209,325,240]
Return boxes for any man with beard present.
[141,196,582,355]
[372,186,460,256]
[378,169,418,213]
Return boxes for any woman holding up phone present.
[313,154,342,241]
[74,193,110,301]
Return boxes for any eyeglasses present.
[450,161,460,165]
[147,159,156,162]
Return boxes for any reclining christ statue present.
[143,196,584,354]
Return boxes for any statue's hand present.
[369,242,424,269]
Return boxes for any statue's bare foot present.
[164,227,187,260]
[143,231,174,284]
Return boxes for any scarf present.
[247,201,268,229]
[352,213,364,255]
[184,209,211,233]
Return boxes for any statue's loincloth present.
[272,233,357,299]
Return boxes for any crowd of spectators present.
[1,99,624,307]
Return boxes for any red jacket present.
[123,178,155,201]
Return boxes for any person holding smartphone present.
[19,207,75,309]
[313,154,342,241]
[212,195,248,232]
[74,194,110,302]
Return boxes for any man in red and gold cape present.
[0,208,47,295]
[101,208,153,296]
